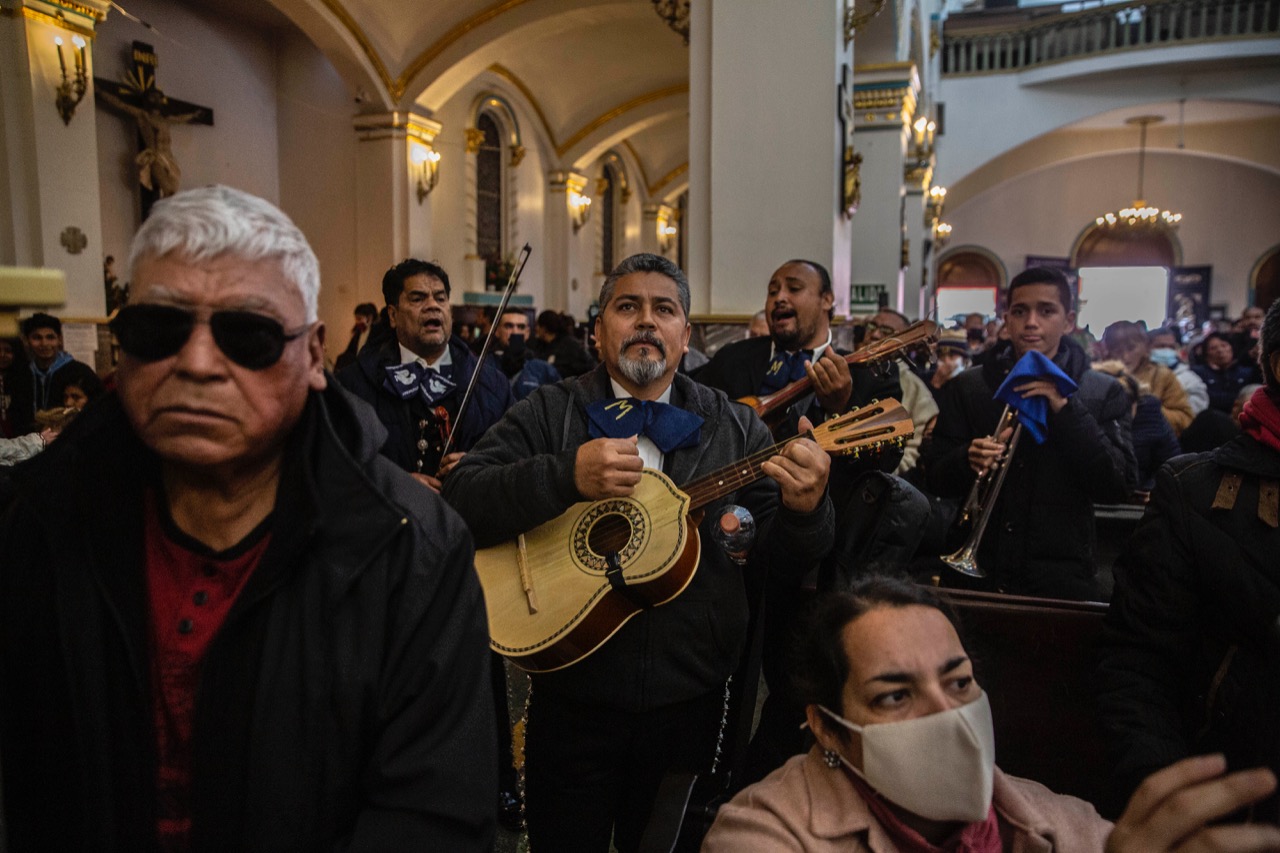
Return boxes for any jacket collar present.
[1215,434,1280,478]
[801,747,1057,850]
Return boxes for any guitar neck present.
[681,433,803,512]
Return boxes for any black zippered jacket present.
[0,383,496,851]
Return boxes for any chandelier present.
[651,0,690,44]
[1094,115,1182,232]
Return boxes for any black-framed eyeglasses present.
[110,303,310,370]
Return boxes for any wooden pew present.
[940,588,1110,811]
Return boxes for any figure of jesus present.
[99,88,204,198]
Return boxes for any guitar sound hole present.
[587,513,633,559]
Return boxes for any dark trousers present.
[524,689,722,853]
[491,652,519,793]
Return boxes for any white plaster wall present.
[95,0,281,279]
[275,31,360,361]
[946,150,1280,316]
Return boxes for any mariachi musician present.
[334,258,520,826]
[921,267,1137,601]
[442,253,835,853]
[694,259,914,783]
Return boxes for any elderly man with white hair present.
[0,185,496,850]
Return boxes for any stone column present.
[545,171,586,313]
[849,63,921,315]
[0,0,111,317]
[687,0,852,316]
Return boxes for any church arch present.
[1252,243,1280,312]
[1069,222,1182,268]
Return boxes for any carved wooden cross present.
[95,41,213,217]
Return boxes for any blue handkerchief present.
[759,350,813,394]
[993,350,1078,444]
[586,398,703,454]
[382,363,457,405]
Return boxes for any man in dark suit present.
[694,259,908,781]
[333,301,377,371]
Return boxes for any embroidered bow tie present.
[993,350,1078,444]
[382,362,457,406]
[586,398,704,454]
[759,350,814,394]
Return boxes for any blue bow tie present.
[759,350,813,394]
[994,350,1078,444]
[585,398,703,454]
[382,362,457,406]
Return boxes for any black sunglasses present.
[110,303,309,370]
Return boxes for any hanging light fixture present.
[1094,115,1182,232]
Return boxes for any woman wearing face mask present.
[1101,321,1193,436]
[703,576,1280,853]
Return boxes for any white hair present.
[128,185,320,322]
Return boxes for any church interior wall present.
[947,150,1280,319]
[275,29,360,357]
[94,0,282,286]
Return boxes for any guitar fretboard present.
[681,432,808,511]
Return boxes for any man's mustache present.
[622,332,665,356]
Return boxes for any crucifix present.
[95,41,213,217]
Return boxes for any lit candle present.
[54,36,66,77]
[73,36,86,75]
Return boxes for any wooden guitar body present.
[475,469,702,673]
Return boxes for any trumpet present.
[942,405,1023,578]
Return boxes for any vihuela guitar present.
[740,319,939,432]
[475,398,914,672]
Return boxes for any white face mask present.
[819,691,996,823]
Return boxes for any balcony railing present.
[942,0,1280,75]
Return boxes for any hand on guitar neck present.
[572,420,830,513]
[762,415,830,513]
[805,347,853,414]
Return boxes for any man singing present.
[443,252,835,853]
[0,186,496,849]
[336,258,512,492]
[922,266,1137,600]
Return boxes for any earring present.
[823,749,841,769]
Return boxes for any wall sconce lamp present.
[659,224,678,253]
[925,185,947,227]
[933,221,952,248]
[413,146,441,204]
[570,191,592,234]
[54,35,88,125]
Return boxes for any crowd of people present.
[2,184,1278,852]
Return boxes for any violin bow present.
[441,243,532,458]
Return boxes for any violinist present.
[336,259,513,492]
[334,258,519,828]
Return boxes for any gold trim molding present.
[3,5,96,38]
[401,0,531,102]
[487,63,557,151]
[556,84,689,158]
[319,0,396,100]
[648,162,688,198]
[353,111,442,144]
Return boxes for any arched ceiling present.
[254,0,690,193]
